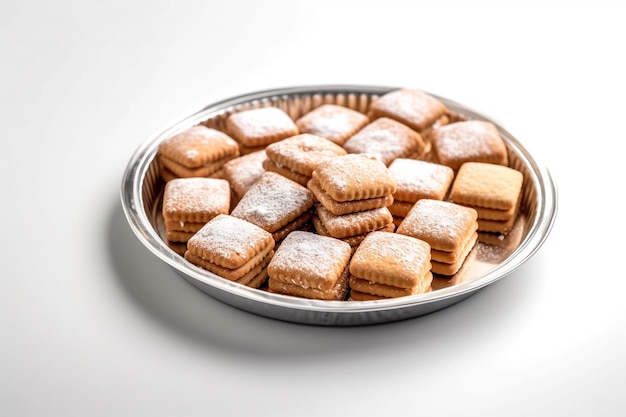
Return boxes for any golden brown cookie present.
[349,231,432,290]
[265,134,347,177]
[311,215,394,247]
[268,262,351,301]
[308,177,394,215]
[185,214,274,270]
[315,204,393,239]
[368,88,448,132]
[449,162,523,210]
[431,120,508,171]
[343,117,426,165]
[157,125,239,180]
[295,104,370,145]
[161,178,231,242]
[225,107,299,147]
[230,171,316,237]
[312,154,397,202]
[396,199,478,276]
[267,231,352,294]
[387,158,454,203]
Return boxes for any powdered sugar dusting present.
[189,214,273,266]
[388,158,454,201]
[269,231,351,286]
[229,107,296,139]
[162,178,230,219]
[231,172,315,231]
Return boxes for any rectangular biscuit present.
[295,104,370,145]
[312,215,394,247]
[185,246,274,281]
[230,172,316,233]
[267,231,352,291]
[312,154,397,202]
[157,125,240,169]
[396,199,478,252]
[162,178,231,224]
[350,272,433,298]
[185,214,274,270]
[268,263,350,301]
[265,134,347,177]
[349,231,431,289]
[449,162,523,210]
[225,106,299,147]
[387,158,454,203]
[222,150,267,200]
[343,117,426,166]
[315,204,393,239]
[368,88,448,132]
[308,177,394,215]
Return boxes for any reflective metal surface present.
[120,85,557,326]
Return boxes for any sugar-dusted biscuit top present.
[222,150,267,199]
[449,162,523,210]
[268,231,352,291]
[431,120,508,171]
[368,89,447,132]
[388,158,454,203]
[295,104,370,145]
[343,117,426,166]
[349,231,432,289]
[186,214,274,270]
[225,107,299,147]
[312,154,397,202]
[230,171,316,233]
[396,199,478,252]
[158,125,239,168]
[162,177,231,223]
[265,134,347,177]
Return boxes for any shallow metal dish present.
[120,85,557,326]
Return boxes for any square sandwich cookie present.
[267,231,352,300]
[343,117,427,165]
[162,177,231,243]
[387,158,455,225]
[396,199,478,276]
[225,106,299,148]
[230,171,316,243]
[263,134,347,186]
[349,231,433,300]
[368,88,448,133]
[295,104,370,146]
[309,153,396,212]
[431,120,508,171]
[449,162,524,235]
[157,125,240,181]
[184,214,275,288]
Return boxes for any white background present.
[2,1,624,416]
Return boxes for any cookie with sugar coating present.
[295,104,370,145]
[226,106,299,147]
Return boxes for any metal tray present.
[120,85,557,326]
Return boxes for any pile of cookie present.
[156,88,524,301]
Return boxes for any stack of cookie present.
[263,134,347,186]
[185,214,275,288]
[396,199,478,276]
[157,125,240,182]
[449,162,524,235]
[308,154,396,248]
[387,158,455,226]
[230,172,316,243]
[161,177,231,254]
[348,231,433,300]
[267,231,352,300]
